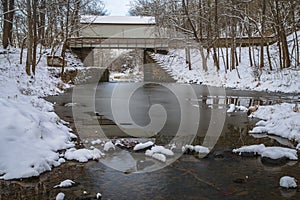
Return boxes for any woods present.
[1,0,300,75]
[0,0,107,75]
[129,0,300,71]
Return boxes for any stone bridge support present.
[71,47,95,66]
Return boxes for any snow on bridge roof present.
[80,15,156,25]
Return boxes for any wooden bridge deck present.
[67,36,277,49]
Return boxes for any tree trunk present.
[26,0,33,76]
[260,0,266,68]
[2,0,14,48]
[38,0,46,46]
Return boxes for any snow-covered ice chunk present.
[54,179,75,188]
[103,141,115,151]
[133,141,154,151]
[56,192,65,200]
[64,148,103,162]
[280,176,297,188]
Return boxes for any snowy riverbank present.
[0,48,102,180]
[151,32,300,94]
[249,103,300,150]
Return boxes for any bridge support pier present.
[71,47,95,66]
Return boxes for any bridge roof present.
[80,15,156,25]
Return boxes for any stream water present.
[46,83,300,199]
[1,64,300,199]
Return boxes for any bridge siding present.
[80,24,156,38]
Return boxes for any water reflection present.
[7,83,299,200]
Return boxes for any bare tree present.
[2,0,14,48]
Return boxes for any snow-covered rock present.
[227,104,248,113]
[233,144,266,155]
[147,145,174,156]
[233,144,298,160]
[91,139,102,145]
[280,176,297,188]
[182,145,210,154]
[55,192,65,200]
[145,145,174,162]
[133,141,154,151]
[103,141,115,151]
[64,148,103,162]
[96,192,102,199]
[54,179,75,188]
[151,153,167,162]
[227,104,236,113]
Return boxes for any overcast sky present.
[103,0,131,16]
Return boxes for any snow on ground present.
[0,48,101,180]
[152,32,300,94]
[54,179,75,188]
[249,103,300,149]
[233,144,298,160]
[280,176,298,188]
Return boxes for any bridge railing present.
[67,36,277,49]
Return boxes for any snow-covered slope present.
[152,31,300,93]
[0,48,100,180]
